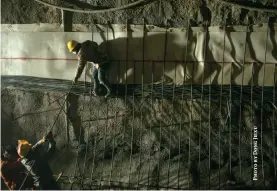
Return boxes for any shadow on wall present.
[99,31,213,85]
[269,18,277,61]
[86,32,188,85]
[78,28,277,86]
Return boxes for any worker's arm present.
[31,138,56,160]
[32,139,44,151]
[74,51,87,82]
[43,139,56,160]
[32,131,56,160]
[42,131,56,160]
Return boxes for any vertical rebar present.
[260,19,270,188]
[119,19,129,181]
[84,61,87,94]
[70,70,87,189]
[65,97,70,145]
[218,20,227,189]
[108,28,117,189]
[109,106,116,188]
[248,20,255,188]
[98,96,108,189]
[80,124,90,189]
[89,100,99,187]
[228,68,232,183]
[111,61,121,185]
[208,30,212,191]
[62,7,71,147]
[157,19,168,189]
[250,60,254,188]
[167,61,176,188]
[273,63,276,181]
[98,23,110,189]
[137,99,143,188]
[80,64,90,189]
[128,60,136,186]
[238,23,248,182]
[190,70,195,189]
[137,18,146,188]
[178,20,190,190]
[198,21,209,189]
[89,24,99,189]
[147,60,155,187]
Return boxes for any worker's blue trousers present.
[92,63,111,94]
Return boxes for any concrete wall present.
[2,24,277,86]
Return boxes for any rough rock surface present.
[1,89,276,189]
[1,0,277,26]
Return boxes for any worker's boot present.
[104,86,111,98]
[91,89,100,97]
[92,67,100,97]
[98,65,111,98]
[91,80,100,97]
[100,82,111,98]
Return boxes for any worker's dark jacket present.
[75,40,108,80]
[20,139,57,189]
[1,158,34,190]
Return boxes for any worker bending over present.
[67,40,111,98]
[1,145,34,190]
[17,131,60,190]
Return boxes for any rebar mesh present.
[1,22,277,190]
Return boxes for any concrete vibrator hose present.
[34,0,277,14]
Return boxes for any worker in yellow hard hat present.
[17,131,60,190]
[67,40,111,98]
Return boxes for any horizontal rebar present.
[2,76,276,102]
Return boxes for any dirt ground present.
[1,0,277,189]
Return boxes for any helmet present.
[67,40,79,52]
[3,145,17,158]
[17,140,32,158]
[4,145,17,154]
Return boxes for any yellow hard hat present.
[67,40,79,52]
[17,140,32,158]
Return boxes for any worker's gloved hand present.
[43,131,54,142]
[94,64,99,69]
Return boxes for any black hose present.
[34,0,156,14]
[34,0,277,14]
[220,0,277,13]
